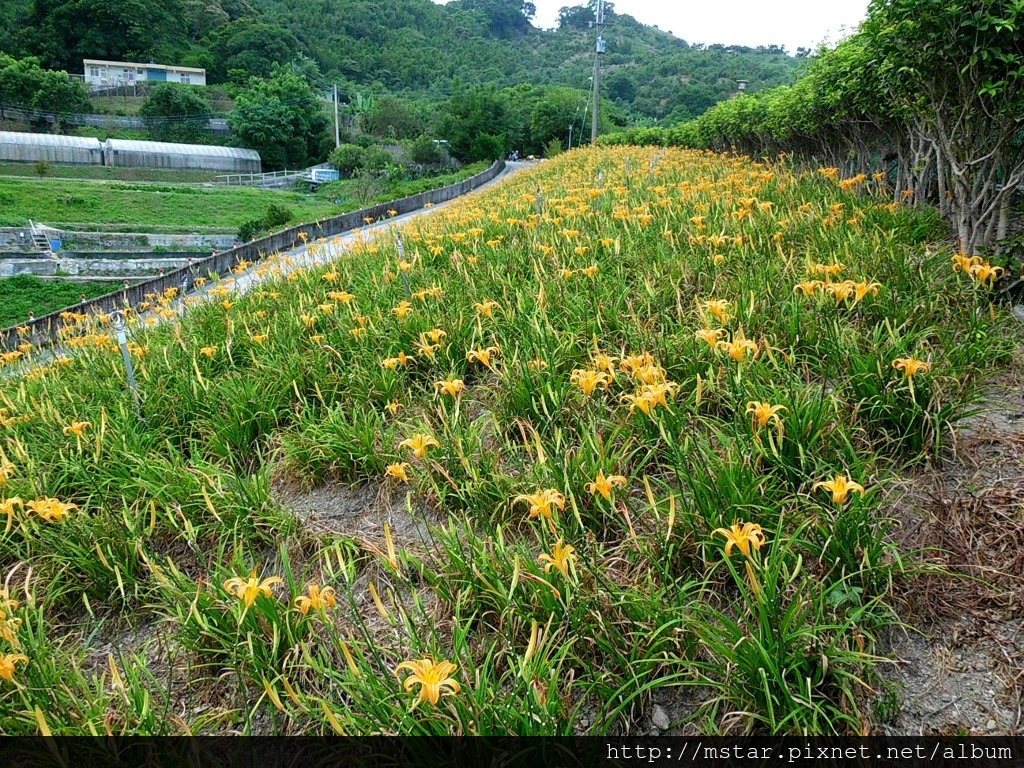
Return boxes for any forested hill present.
[2,0,802,123]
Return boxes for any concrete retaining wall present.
[1,256,196,278]
[0,228,236,253]
[1,160,506,350]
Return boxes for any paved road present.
[4,160,535,376]
[192,160,533,300]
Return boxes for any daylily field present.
[0,147,1017,735]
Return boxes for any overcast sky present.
[436,0,869,53]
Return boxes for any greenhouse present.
[103,139,261,172]
[0,131,104,165]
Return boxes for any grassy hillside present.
[0,274,118,327]
[0,165,486,231]
[0,147,1014,734]
[0,162,217,184]
[0,177,340,231]
[3,0,802,125]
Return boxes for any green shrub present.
[237,203,294,241]
[329,144,367,177]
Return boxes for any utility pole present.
[591,0,606,145]
[568,124,573,151]
[333,84,341,148]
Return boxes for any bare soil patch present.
[879,363,1024,735]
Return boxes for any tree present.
[530,88,586,150]
[435,87,511,162]
[204,19,299,82]
[454,0,535,38]
[558,0,614,28]
[27,0,188,72]
[229,70,329,170]
[329,143,366,176]
[362,96,424,140]
[140,83,213,142]
[863,0,1024,254]
[408,134,442,166]
[557,4,593,29]
[0,54,90,129]
[604,70,636,103]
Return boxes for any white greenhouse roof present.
[0,131,102,150]
[105,139,260,160]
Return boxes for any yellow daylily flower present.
[793,280,823,296]
[695,327,726,347]
[585,471,627,501]
[892,357,931,377]
[435,378,465,398]
[570,369,611,397]
[385,462,412,482]
[713,521,767,558]
[0,461,14,486]
[63,421,91,437]
[718,331,759,362]
[25,498,77,522]
[399,433,440,460]
[1,497,23,532]
[381,352,411,370]
[425,328,447,343]
[746,401,787,438]
[970,262,1004,286]
[0,653,28,683]
[223,570,283,607]
[514,488,566,522]
[392,301,414,320]
[849,280,882,305]
[414,335,441,360]
[200,346,217,358]
[701,298,732,325]
[466,346,499,368]
[328,291,356,304]
[631,364,666,385]
[592,353,617,374]
[813,474,866,504]
[620,353,655,374]
[395,658,460,708]
[473,299,501,318]
[295,584,337,615]
[952,253,983,274]
[539,539,578,578]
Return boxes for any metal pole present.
[591,0,605,145]
[110,311,142,418]
[396,234,411,299]
[334,84,341,148]
[568,124,573,151]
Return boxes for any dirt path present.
[877,360,1024,735]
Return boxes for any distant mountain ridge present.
[1,0,803,123]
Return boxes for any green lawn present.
[0,177,344,230]
[0,162,217,184]
[0,274,121,327]
[0,164,491,233]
